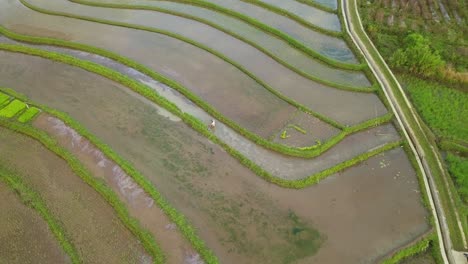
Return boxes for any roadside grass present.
[446,153,468,204]
[401,76,468,142]
[0,99,26,118]
[345,0,467,255]
[17,106,40,123]
[0,117,166,264]
[0,39,393,159]
[0,165,82,264]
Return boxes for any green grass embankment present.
[0,36,392,158]
[69,0,367,73]
[0,118,166,264]
[0,165,82,264]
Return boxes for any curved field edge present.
[0,47,399,190]
[240,0,341,36]
[20,0,371,92]
[0,165,82,264]
[380,233,441,264]
[293,0,337,13]
[69,0,365,72]
[344,0,467,253]
[0,32,393,159]
[0,118,166,264]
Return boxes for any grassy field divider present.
[240,0,342,37]
[0,117,166,264]
[380,233,434,264]
[69,0,366,73]
[293,0,337,13]
[0,41,391,159]
[0,165,82,264]
[439,140,468,154]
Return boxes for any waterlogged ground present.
[0,127,151,264]
[0,50,430,263]
[0,0,388,127]
[0,181,70,264]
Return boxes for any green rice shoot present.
[17,107,41,123]
[0,99,27,118]
[0,92,10,106]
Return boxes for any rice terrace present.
[0,0,466,263]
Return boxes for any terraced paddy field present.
[0,0,436,263]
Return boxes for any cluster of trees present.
[390,33,445,77]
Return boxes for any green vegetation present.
[0,118,166,264]
[402,76,468,141]
[289,124,307,134]
[0,165,82,264]
[0,99,26,118]
[446,153,468,203]
[293,0,337,13]
[0,40,393,159]
[280,130,290,139]
[17,106,41,123]
[439,140,468,154]
[69,0,365,73]
[391,34,445,78]
[0,92,10,105]
[381,234,431,264]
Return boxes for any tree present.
[390,33,445,77]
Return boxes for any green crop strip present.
[293,0,337,13]
[0,99,27,118]
[240,0,341,37]
[0,118,166,264]
[17,106,40,123]
[380,233,435,264]
[20,0,370,91]
[0,92,10,105]
[69,0,364,73]
[0,165,82,264]
[0,35,392,158]
[439,139,468,155]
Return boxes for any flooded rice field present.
[0,127,151,263]
[0,50,398,180]
[0,49,429,263]
[0,0,389,127]
[34,114,199,264]
[0,181,70,264]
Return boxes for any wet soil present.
[0,127,151,264]
[0,181,70,264]
[34,114,199,264]
[0,0,387,126]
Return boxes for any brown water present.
[0,181,70,264]
[0,49,429,263]
[0,0,388,126]
[0,127,151,264]
[28,0,369,87]
[34,114,199,264]
[0,50,398,180]
[102,0,356,63]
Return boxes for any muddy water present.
[102,0,356,63]
[255,0,341,31]
[0,50,399,180]
[197,0,348,59]
[28,0,370,87]
[0,51,429,263]
[34,114,199,264]
[0,0,388,126]
[0,181,70,264]
[0,127,151,264]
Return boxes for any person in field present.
[209,119,216,130]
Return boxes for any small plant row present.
[0,34,391,159]
[69,0,366,73]
[293,0,337,14]
[0,118,166,264]
[240,0,341,37]
[0,92,41,123]
[21,0,370,91]
[0,166,82,264]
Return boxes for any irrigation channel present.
[0,0,435,263]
